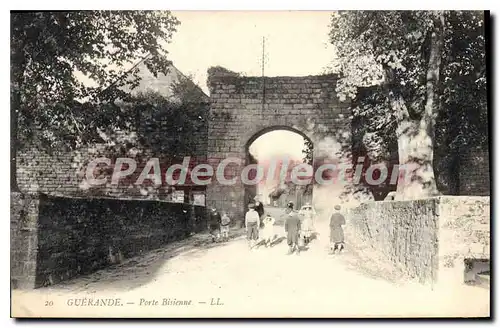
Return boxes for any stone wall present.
[11,192,40,289]
[208,71,353,220]
[11,193,208,289]
[347,199,439,283]
[437,196,490,268]
[347,196,490,284]
[458,149,490,196]
[16,102,209,202]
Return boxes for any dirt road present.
[11,209,490,318]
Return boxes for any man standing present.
[245,203,261,249]
[284,202,301,255]
[254,196,265,226]
[329,204,346,254]
[208,207,221,243]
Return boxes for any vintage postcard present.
[10,10,490,318]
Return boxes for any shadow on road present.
[270,236,286,247]
[41,227,247,293]
[39,206,323,293]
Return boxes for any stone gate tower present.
[206,68,353,220]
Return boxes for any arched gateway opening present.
[244,126,314,216]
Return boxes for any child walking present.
[284,202,301,255]
[208,207,221,243]
[220,212,231,242]
[245,203,261,249]
[261,213,276,247]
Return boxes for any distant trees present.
[302,137,313,165]
[267,157,313,206]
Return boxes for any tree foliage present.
[11,11,180,147]
[329,11,486,199]
[302,137,313,165]
[77,75,209,198]
[123,75,209,158]
[11,11,180,190]
[438,11,487,151]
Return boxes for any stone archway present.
[206,69,353,221]
[243,125,314,215]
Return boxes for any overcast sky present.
[249,130,305,161]
[167,11,337,95]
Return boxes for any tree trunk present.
[394,12,445,200]
[395,119,438,199]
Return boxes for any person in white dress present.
[298,203,316,245]
[261,214,276,247]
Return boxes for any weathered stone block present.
[348,196,490,285]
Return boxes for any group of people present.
[207,198,346,256]
[245,200,346,256]
[208,208,231,242]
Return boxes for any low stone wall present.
[11,192,208,289]
[347,196,490,284]
[437,196,490,270]
[347,198,440,283]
